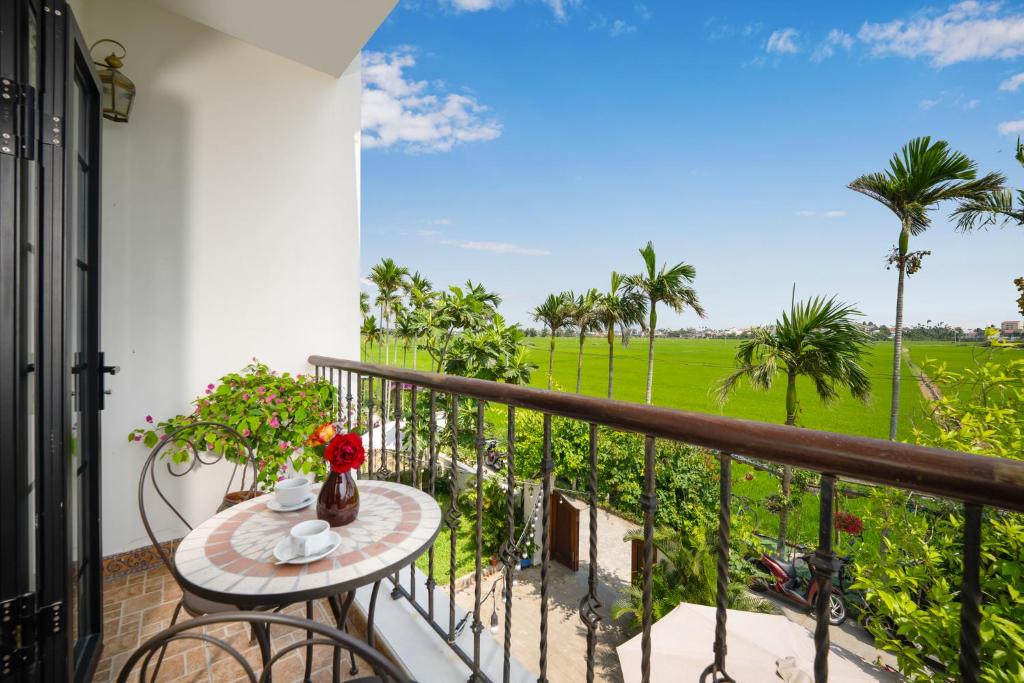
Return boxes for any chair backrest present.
[116,611,412,683]
[137,421,260,581]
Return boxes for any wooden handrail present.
[309,356,1024,513]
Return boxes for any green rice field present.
[368,337,1021,441]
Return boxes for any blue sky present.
[360,1,1024,329]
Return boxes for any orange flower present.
[306,422,336,447]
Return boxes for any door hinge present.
[0,77,38,160]
[0,593,63,676]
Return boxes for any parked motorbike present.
[752,548,849,625]
[485,439,507,470]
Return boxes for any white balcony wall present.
[73,0,362,555]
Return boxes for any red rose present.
[324,432,365,474]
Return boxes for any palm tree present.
[594,272,646,399]
[625,242,706,404]
[568,289,601,393]
[359,291,370,319]
[360,315,381,361]
[532,293,573,390]
[716,295,872,553]
[954,138,1024,229]
[394,311,417,368]
[849,137,1004,439]
[368,258,409,367]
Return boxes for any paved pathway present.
[457,494,901,682]
[456,503,635,682]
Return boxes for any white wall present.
[75,0,362,555]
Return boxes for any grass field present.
[369,337,1022,440]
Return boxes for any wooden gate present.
[550,491,581,571]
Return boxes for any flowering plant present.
[833,511,864,535]
[128,360,338,488]
[307,423,365,474]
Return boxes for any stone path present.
[457,494,900,682]
[455,503,636,682]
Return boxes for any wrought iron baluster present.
[410,385,419,601]
[394,381,402,483]
[813,473,837,682]
[330,368,338,421]
[366,376,375,480]
[447,395,461,643]
[701,453,734,682]
[579,424,602,683]
[639,436,657,683]
[538,414,554,683]
[502,405,517,683]
[345,371,353,431]
[356,374,363,433]
[427,390,438,622]
[392,382,403,597]
[471,400,485,681]
[959,504,983,683]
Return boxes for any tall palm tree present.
[360,315,381,361]
[359,291,370,319]
[625,242,706,404]
[368,258,409,367]
[594,272,646,399]
[716,295,872,552]
[568,289,601,394]
[848,137,1004,440]
[532,293,573,390]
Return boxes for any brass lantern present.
[90,39,135,123]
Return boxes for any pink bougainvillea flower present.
[242,428,251,437]
[145,415,153,424]
[134,434,142,442]
[278,441,288,451]
[257,386,266,394]
[299,392,306,398]
[242,393,250,400]
[269,416,281,428]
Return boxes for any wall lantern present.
[89,39,135,123]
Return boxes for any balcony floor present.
[96,566,375,682]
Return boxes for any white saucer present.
[266,494,316,512]
[272,532,341,565]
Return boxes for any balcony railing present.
[309,355,1024,683]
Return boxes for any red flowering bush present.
[833,511,863,535]
[324,432,365,474]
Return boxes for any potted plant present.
[129,359,338,503]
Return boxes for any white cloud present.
[824,210,847,218]
[796,210,816,217]
[634,2,652,21]
[966,98,981,109]
[609,19,637,37]
[997,119,1024,135]
[766,28,800,54]
[426,218,451,226]
[444,0,578,20]
[797,209,846,218]
[439,239,552,255]
[362,49,502,153]
[919,98,939,109]
[811,29,854,62]
[1000,72,1024,91]
[447,0,501,10]
[859,2,1024,67]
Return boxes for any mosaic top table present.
[174,480,442,609]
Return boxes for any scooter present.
[485,439,507,470]
[753,549,848,625]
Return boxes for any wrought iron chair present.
[116,611,411,683]
[138,421,353,679]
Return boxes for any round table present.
[174,480,442,610]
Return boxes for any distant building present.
[1001,320,1022,335]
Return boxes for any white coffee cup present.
[274,477,310,507]
[290,519,332,557]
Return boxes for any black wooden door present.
[0,1,105,680]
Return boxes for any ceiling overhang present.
[152,0,397,77]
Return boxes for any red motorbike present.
[753,550,848,625]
